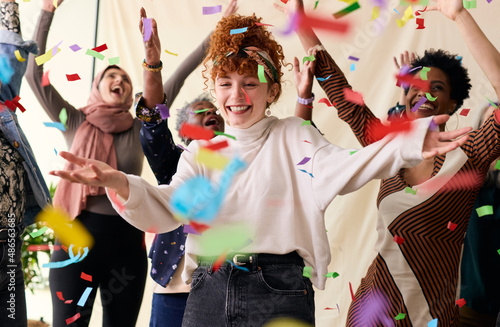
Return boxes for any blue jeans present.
[182,260,315,327]
[0,223,27,327]
[150,293,189,327]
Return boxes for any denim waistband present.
[198,251,304,272]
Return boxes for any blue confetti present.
[316,74,332,81]
[230,27,248,35]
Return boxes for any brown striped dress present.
[314,50,500,326]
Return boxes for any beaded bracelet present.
[142,60,163,72]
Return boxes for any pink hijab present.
[53,66,134,219]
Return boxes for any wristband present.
[297,93,315,106]
[142,59,163,72]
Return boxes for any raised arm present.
[293,49,316,121]
[429,0,500,100]
[25,0,81,127]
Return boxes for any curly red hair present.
[203,14,286,104]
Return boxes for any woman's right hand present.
[42,0,64,12]
[294,47,316,98]
[139,7,161,67]
[393,51,416,74]
[223,0,238,17]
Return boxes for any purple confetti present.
[183,224,201,235]
[177,144,190,153]
[429,119,438,131]
[411,96,427,112]
[348,56,359,61]
[279,11,299,36]
[143,18,152,42]
[409,66,422,73]
[202,5,222,15]
[69,44,82,52]
[157,104,170,119]
[52,40,63,56]
[297,157,311,165]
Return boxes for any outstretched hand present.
[139,7,161,66]
[49,151,130,200]
[427,0,465,21]
[393,51,416,73]
[223,0,238,17]
[421,115,472,159]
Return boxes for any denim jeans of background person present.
[0,1,51,326]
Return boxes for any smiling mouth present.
[205,117,219,127]
[111,86,123,96]
[228,106,250,112]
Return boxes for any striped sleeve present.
[315,50,380,147]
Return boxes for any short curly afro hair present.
[410,49,471,114]
[176,93,214,145]
[202,14,286,105]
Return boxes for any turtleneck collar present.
[224,116,278,146]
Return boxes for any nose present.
[205,107,217,116]
[230,85,245,100]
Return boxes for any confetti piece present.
[393,235,405,244]
[281,0,289,3]
[303,140,312,144]
[258,65,267,83]
[199,224,251,254]
[196,148,230,170]
[396,74,430,92]
[27,244,61,252]
[349,150,358,155]
[297,157,311,165]
[66,74,81,82]
[395,313,406,320]
[411,96,427,112]
[241,87,251,105]
[301,120,312,126]
[420,67,431,80]
[485,96,499,109]
[314,0,319,9]
[80,272,92,282]
[65,300,73,304]
[52,40,63,57]
[348,56,359,61]
[157,104,170,119]
[318,98,333,106]
[463,0,476,8]
[333,1,361,18]
[42,245,89,268]
[14,50,26,62]
[69,44,81,52]
[0,55,14,83]
[42,70,50,87]
[86,49,105,61]
[303,266,312,278]
[180,123,214,140]
[183,224,202,235]
[56,291,65,301]
[37,208,93,250]
[447,221,458,231]
[350,63,355,72]
[416,18,425,29]
[476,205,493,217]
[108,57,120,65]
[189,221,210,233]
[54,148,58,156]
[194,108,210,114]
[371,6,381,20]
[425,93,437,101]
[29,226,49,238]
[35,46,61,66]
[459,108,470,116]
[297,11,350,35]
[419,171,482,194]
[164,49,178,56]
[212,252,227,273]
[404,187,417,195]
[204,140,229,152]
[393,8,400,14]
[92,43,108,52]
[108,189,125,213]
[455,298,466,308]
[302,54,316,64]
[142,18,153,42]
[299,169,314,178]
[497,249,500,255]
[316,75,332,81]
[226,260,250,272]
[59,108,68,129]
[230,27,248,35]
[214,131,236,140]
[77,287,93,307]
[324,272,339,278]
[495,160,500,170]
[343,88,364,105]
[428,318,438,327]
[53,0,58,8]
[43,122,66,131]
[65,313,81,325]
[415,6,427,15]
[396,6,414,28]
[349,282,355,301]
[202,5,222,15]
[324,307,336,310]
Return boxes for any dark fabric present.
[460,305,497,327]
[460,171,500,316]
[0,221,27,327]
[182,263,315,327]
[149,293,189,327]
[48,211,147,327]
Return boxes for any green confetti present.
[395,313,406,320]
[485,96,499,109]
[404,187,417,195]
[108,56,120,65]
[302,54,316,65]
[59,108,68,129]
[420,67,431,81]
[476,205,493,217]
[463,0,476,9]
[303,266,312,278]
[497,249,500,255]
[194,108,210,114]
[324,272,339,278]
[425,93,437,101]
[495,160,500,170]
[349,150,358,155]
[214,131,236,140]
[301,120,312,126]
[257,65,267,83]
[29,226,49,238]
[85,49,105,61]
[314,0,319,9]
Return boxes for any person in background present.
[0,0,51,326]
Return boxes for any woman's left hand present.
[427,0,465,21]
[294,48,316,98]
[421,115,472,159]
[139,7,161,66]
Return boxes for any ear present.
[267,83,279,104]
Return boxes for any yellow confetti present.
[196,148,230,170]
[396,6,414,28]
[371,6,380,20]
[14,50,26,62]
[35,46,61,66]
[53,0,58,8]
[164,49,178,56]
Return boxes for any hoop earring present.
[215,109,220,115]
[265,109,272,117]
[445,112,459,132]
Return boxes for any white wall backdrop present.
[17,0,500,326]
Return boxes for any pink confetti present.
[143,18,152,42]
[42,70,50,87]
[66,313,81,325]
[343,88,364,105]
[241,88,251,105]
[52,40,63,56]
[447,221,458,231]
[318,98,333,106]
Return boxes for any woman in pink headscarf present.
[25,1,152,326]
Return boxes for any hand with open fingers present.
[393,51,416,73]
[223,0,238,17]
[139,7,161,66]
[421,115,472,159]
[273,0,304,16]
[294,48,316,99]
[427,0,464,21]
[49,151,129,194]
[42,0,64,12]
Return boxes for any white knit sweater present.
[109,116,430,289]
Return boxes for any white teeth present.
[419,104,434,110]
[230,106,249,112]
